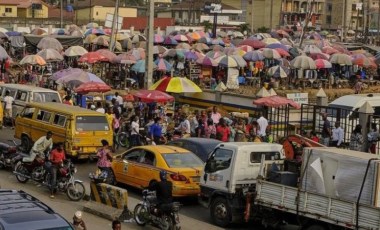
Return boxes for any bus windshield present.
[75,116,110,131]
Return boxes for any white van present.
[0,84,62,117]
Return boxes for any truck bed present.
[255,180,380,229]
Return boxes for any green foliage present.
[238,23,250,33]
[202,21,212,32]
[257,26,269,33]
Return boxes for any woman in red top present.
[216,118,230,142]
[49,142,66,198]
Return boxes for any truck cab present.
[199,142,285,227]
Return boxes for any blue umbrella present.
[243,51,264,62]
[131,60,146,73]
[163,37,178,45]
[184,51,198,61]
[84,28,105,36]
[154,58,172,71]
[6,31,21,36]
[266,43,289,51]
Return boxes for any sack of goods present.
[301,147,380,206]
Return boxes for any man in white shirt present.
[23,131,53,162]
[176,114,191,138]
[211,106,221,125]
[95,101,105,114]
[3,90,14,118]
[114,92,124,111]
[331,121,344,147]
[257,112,268,137]
[130,115,141,146]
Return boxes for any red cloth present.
[216,126,230,142]
[50,149,66,165]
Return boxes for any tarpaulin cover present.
[301,147,379,206]
[24,35,83,52]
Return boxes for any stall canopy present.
[24,35,83,52]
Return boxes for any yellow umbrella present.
[262,37,281,45]
[19,55,46,66]
[149,76,202,93]
[84,34,97,44]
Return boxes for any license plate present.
[191,176,200,182]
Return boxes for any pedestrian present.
[205,118,216,139]
[3,90,14,128]
[190,111,199,137]
[349,124,364,151]
[234,118,246,142]
[112,220,121,230]
[257,112,268,140]
[95,101,105,114]
[196,118,206,138]
[73,211,87,230]
[331,121,344,147]
[114,92,124,112]
[49,142,65,198]
[353,79,363,94]
[150,117,165,145]
[63,95,73,105]
[367,123,379,154]
[96,140,113,176]
[321,113,331,146]
[216,118,230,142]
[176,114,191,138]
[310,131,320,143]
[130,115,141,147]
[211,106,221,125]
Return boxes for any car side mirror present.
[122,159,128,164]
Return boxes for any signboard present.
[204,3,222,14]
[356,2,363,10]
[105,13,123,30]
[200,15,229,24]
[287,93,308,105]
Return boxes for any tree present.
[238,23,250,34]
[202,21,212,32]
[257,26,269,33]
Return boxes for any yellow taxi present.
[111,145,204,197]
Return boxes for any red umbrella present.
[253,95,301,109]
[74,82,111,94]
[95,49,117,62]
[353,57,377,68]
[315,59,332,69]
[132,90,174,103]
[274,48,290,57]
[309,53,330,60]
[123,93,135,102]
[238,39,266,49]
[78,52,108,64]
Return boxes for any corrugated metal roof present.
[122,17,175,30]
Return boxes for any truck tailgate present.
[255,180,380,229]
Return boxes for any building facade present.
[247,0,282,30]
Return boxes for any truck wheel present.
[306,224,327,230]
[210,197,231,227]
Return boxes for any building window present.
[327,3,332,12]
[5,8,12,13]
[326,15,331,24]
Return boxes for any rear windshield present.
[33,92,61,103]
[162,153,203,168]
[75,116,110,131]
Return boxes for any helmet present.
[159,170,167,181]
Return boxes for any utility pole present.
[251,0,254,33]
[342,0,347,42]
[145,0,154,89]
[377,0,380,44]
[270,0,273,29]
[89,0,92,23]
[355,2,362,42]
[299,0,315,48]
[60,0,63,28]
[109,0,120,52]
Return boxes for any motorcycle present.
[134,189,181,230]
[13,156,85,201]
[89,167,116,185]
[117,122,131,148]
[0,140,23,170]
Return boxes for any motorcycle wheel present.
[15,162,29,183]
[66,181,86,201]
[118,133,130,148]
[134,204,149,226]
[161,214,175,230]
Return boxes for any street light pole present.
[145,0,154,89]
[60,0,63,28]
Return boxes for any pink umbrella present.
[74,82,111,94]
[315,59,332,69]
[154,34,164,43]
[196,56,218,67]
[113,53,137,64]
[173,34,189,42]
[253,95,301,109]
[322,46,340,55]
[95,49,117,62]
[274,48,290,57]
[238,45,254,52]
[78,52,108,64]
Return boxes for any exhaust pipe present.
[13,171,31,179]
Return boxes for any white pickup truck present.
[199,143,380,229]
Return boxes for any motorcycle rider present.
[148,170,173,213]
[23,131,53,163]
[49,142,66,198]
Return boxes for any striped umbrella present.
[267,65,289,78]
[330,53,352,65]
[154,58,173,71]
[243,51,265,62]
[290,55,317,69]
[37,48,64,62]
[198,37,212,45]
[215,55,238,68]
[192,43,210,51]
[153,45,168,54]
[303,44,322,54]
[205,50,224,59]
[173,34,189,42]
[149,77,202,93]
[163,49,185,58]
[314,59,332,69]
[231,55,247,67]
[20,55,46,66]
[64,46,88,57]
[176,43,191,50]
[196,56,218,67]
[261,48,281,59]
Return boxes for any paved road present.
[0,127,251,230]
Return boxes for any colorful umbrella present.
[187,32,202,41]
[131,60,157,73]
[173,34,189,42]
[262,38,281,45]
[154,58,173,71]
[91,35,110,46]
[149,77,202,93]
[274,48,290,57]
[131,34,147,43]
[322,46,340,55]
[50,68,82,81]
[64,46,88,57]
[266,43,289,51]
[37,48,64,62]
[330,53,352,65]
[239,39,266,49]
[352,57,377,68]
[211,38,225,46]
[154,34,164,43]
[86,22,99,29]
[288,47,302,57]
[261,48,281,59]
[192,43,210,51]
[84,28,105,36]
[153,45,168,54]
[243,51,265,62]
[231,55,247,67]
[95,49,117,62]
[56,71,104,86]
[132,90,174,103]
[20,55,46,66]
[238,45,254,52]
[127,48,146,60]
[74,82,111,94]
[309,52,330,60]
[37,37,63,51]
[163,49,185,58]
[303,44,322,54]
[176,43,191,50]
[113,53,137,64]
[315,59,332,69]
[212,45,225,52]
[196,56,218,67]
[215,55,238,68]
[52,29,69,35]
[267,65,289,78]
[205,50,225,59]
[253,95,301,109]
[78,52,108,64]
[84,34,97,44]
[184,51,204,61]
[290,55,316,69]
[198,37,212,45]
[163,37,178,45]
